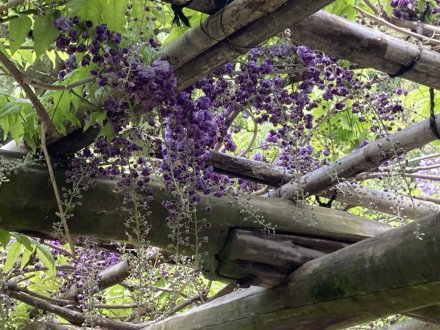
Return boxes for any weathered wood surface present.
[407,305,440,324]
[159,0,289,70]
[385,319,439,330]
[292,11,440,89]
[269,114,440,200]
[0,151,390,280]
[144,212,440,330]
[62,261,129,300]
[174,0,335,89]
[210,151,440,219]
[217,229,328,287]
[164,0,228,15]
[171,1,440,90]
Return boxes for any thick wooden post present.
[144,212,440,330]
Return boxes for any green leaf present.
[131,0,147,22]
[6,113,25,142]
[33,14,60,57]
[164,26,187,45]
[67,0,103,23]
[98,120,115,141]
[22,111,38,151]
[338,5,357,20]
[3,241,22,273]
[12,232,33,251]
[0,228,10,246]
[101,0,128,32]
[9,15,32,55]
[0,102,22,118]
[50,90,71,135]
[84,111,106,131]
[34,242,55,273]
[20,246,35,269]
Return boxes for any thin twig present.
[43,240,74,258]
[8,291,145,330]
[355,6,440,46]
[412,194,440,204]
[0,0,26,13]
[363,0,440,37]
[40,124,76,258]
[166,294,205,317]
[20,265,75,274]
[363,0,380,15]
[94,302,152,310]
[379,163,440,173]
[356,171,440,181]
[213,106,242,151]
[389,17,440,36]
[7,282,74,306]
[26,76,96,91]
[406,153,440,165]
[238,108,258,157]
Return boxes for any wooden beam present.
[0,151,389,280]
[164,0,227,15]
[216,229,331,287]
[291,11,440,89]
[159,0,290,70]
[269,114,440,200]
[167,1,440,90]
[173,0,335,89]
[384,320,438,330]
[210,151,440,219]
[143,212,440,330]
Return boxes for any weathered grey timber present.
[159,0,289,70]
[217,229,339,287]
[165,0,440,90]
[269,114,440,200]
[173,0,335,89]
[0,150,389,281]
[385,319,439,330]
[143,212,440,330]
[291,11,440,89]
[210,151,440,219]
[164,0,228,15]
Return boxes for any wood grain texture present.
[144,212,440,330]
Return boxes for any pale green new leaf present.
[34,241,55,273]
[326,0,357,20]
[67,0,103,24]
[20,245,36,269]
[33,14,60,57]
[9,15,32,55]
[84,111,106,131]
[12,232,33,251]
[3,241,22,273]
[0,102,21,119]
[101,0,128,32]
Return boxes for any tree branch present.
[0,49,58,138]
[40,124,76,257]
[355,6,440,46]
[8,290,146,329]
[0,0,26,13]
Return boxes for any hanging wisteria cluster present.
[52,14,408,234]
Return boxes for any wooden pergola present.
[2,0,440,329]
